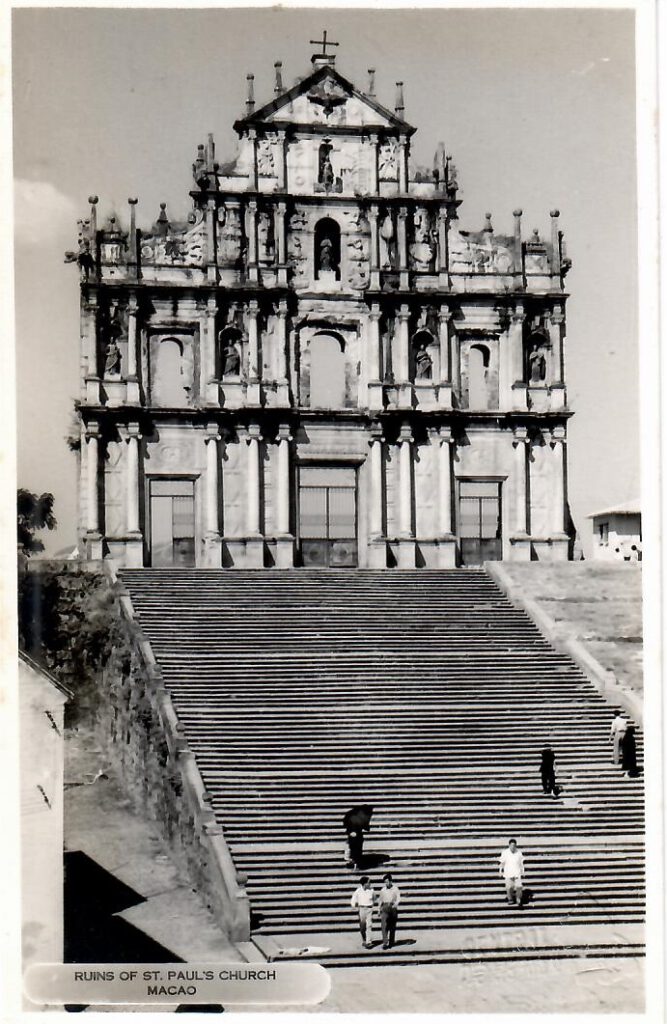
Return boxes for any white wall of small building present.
[590,512,641,561]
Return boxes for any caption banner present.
[24,963,331,1006]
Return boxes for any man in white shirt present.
[377,873,401,949]
[499,838,525,907]
[610,710,628,765]
[350,875,374,948]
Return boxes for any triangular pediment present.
[235,64,415,135]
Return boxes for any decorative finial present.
[550,208,560,218]
[395,81,405,116]
[155,203,169,237]
[532,228,540,242]
[513,208,523,218]
[128,197,138,206]
[246,73,255,115]
[88,195,99,206]
[484,212,493,233]
[274,61,283,95]
[206,133,215,171]
[367,68,376,97]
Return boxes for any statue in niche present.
[379,140,397,177]
[379,213,396,269]
[528,341,547,383]
[319,235,334,271]
[258,213,274,261]
[104,341,122,376]
[414,344,433,380]
[321,153,335,190]
[257,140,275,176]
[221,340,241,377]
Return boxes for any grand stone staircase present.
[119,568,644,967]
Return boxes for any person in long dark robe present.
[540,746,558,796]
[343,806,373,868]
[621,726,639,777]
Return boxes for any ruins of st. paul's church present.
[70,42,573,570]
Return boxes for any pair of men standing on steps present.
[350,874,400,949]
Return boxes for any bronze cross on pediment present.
[310,30,339,58]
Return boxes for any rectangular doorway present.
[149,478,196,567]
[458,479,502,564]
[299,465,357,567]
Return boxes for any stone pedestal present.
[126,378,141,404]
[274,535,295,568]
[511,383,528,411]
[509,536,532,561]
[204,535,223,567]
[438,535,457,568]
[368,539,387,568]
[124,534,144,568]
[397,539,416,568]
[245,537,264,568]
[437,383,453,409]
[85,532,104,560]
[85,376,101,404]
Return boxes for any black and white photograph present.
[6,1,663,1015]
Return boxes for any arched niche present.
[468,343,492,410]
[149,336,192,407]
[314,217,341,280]
[411,329,437,381]
[318,142,334,186]
[309,332,347,408]
[218,326,242,378]
[524,331,549,384]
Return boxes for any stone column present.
[437,304,453,409]
[246,200,258,283]
[510,426,530,562]
[437,207,448,287]
[368,205,380,289]
[397,423,415,567]
[85,423,100,534]
[398,138,409,192]
[548,305,566,409]
[396,303,411,408]
[509,307,526,410]
[204,426,222,567]
[438,426,456,567]
[244,424,263,567]
[124,423,143,567]
[369,133,379,195]
[246,299,260,405]
[277,131,287,190]
[248,129,258,190]
[368,426,386,567]
[126,293,140,403]
[367,302,383,410]
[275,201,287,286]
[551,426,568,542]
[82,295,100,404]
[275,423,294,567]
[206,198,217,284]
[275,299,289,405]
[397,206,409,290]
[203,296,218,404]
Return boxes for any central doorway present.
[458,479,502,564]
[149,478,196,567]
[299,465,357,567]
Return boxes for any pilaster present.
[397,423,415,567]
[244,423,263,567]
[397,206,409,290]
[438,425,456,567]
[395,304,411,409]
[274,423,294,567]
[246,200,259,284]
[368,425,386,568]
[437,305,453,409]
[84,422,103,559]
[366,302,383,410]
[368,205,380,290]
[122,422,144,567]
[510,426,531,560]
[126,292,140,404]
[204,425,222,567]
[246,299,261,405]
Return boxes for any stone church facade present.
[71,46,572,569]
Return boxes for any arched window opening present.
[411,330,435,381]
[314,218,341,280]
[525,332,548,384]
[151,337,189,407]
[218,326,242,378]
[309,333,346,408]
[468,343,490,410]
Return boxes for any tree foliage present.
[17,489,57,555]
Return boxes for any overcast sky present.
[12,6,638,555]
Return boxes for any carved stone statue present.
[379,214,396,270]
[321,153,335,190]
[528,343,547,383]
[222,343,241,377]
[319,236,334,272]
[104,341,122,376]
[415,346,433,380]
[379,140,397,177]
